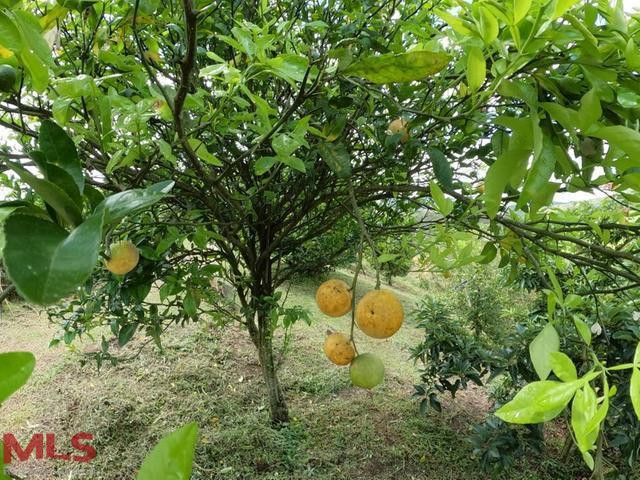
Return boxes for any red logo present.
[3,433,96,463]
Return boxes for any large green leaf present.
[3,211,104,305]
[0,352,35,405]
[552,0,582,20]
[483,148,529,218]
[529,323,560,380]
[98,181,175,225]
[578,89,601,132]
[590,125,640,159]
[520,135,558,207]
[630,367,640,420]
[549,352,577,382]
[512,0,532,24]
[477,6,499,44]
[342,51,449,84]
[466,47,486,91]
[318,143,351,178]
[136,422,198,480]
[39,120,84,193]
[571,384,599,455]
[430,181,454,216]
[0,11,22,52]
[495,379,582,424]
[7,161,83,227]
[573,316,592,346]
[428,148,453,190]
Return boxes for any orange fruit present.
[355,289,404,339]
[349,353,384,388]
[105,240,140,275]
[388,118,409,143]
[316,279,352,317]
[323,332,356,366]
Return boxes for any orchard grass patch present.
[0,271,585,480]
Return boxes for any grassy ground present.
[0,270,588,479]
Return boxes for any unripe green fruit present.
[349,353,384,389]
[0,65,17,92]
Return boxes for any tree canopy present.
[1,0,640,474]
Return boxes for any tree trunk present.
[256,328,290,425]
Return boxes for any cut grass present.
[0,270,588,479]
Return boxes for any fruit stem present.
[349,233,364,353]
[347,178,381,289]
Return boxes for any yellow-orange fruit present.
[355,289,404,339]
[323,332,356,366]
[105,240,140,275]
[316,279,352,317]
[388,118,409,143]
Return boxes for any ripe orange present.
[316,279,352,317]
[388,118,409,143]
[105,240,140,275]
[349,353,384,388]
[323,332,356,366]
[355,289,404,339]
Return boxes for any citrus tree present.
[0,0,640,468]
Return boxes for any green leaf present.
[512,0,532,24]
[430,181,454,216]
[254,156,277,175]
[264,54,309,84]
[378,253,399,263]
[578,89,601,132]
[529,323,560,380]
[590,125,640,160]
[318,143,352,178]
[428,148,453,190]
[39,120,84,193]
[573,316,592,346]
[19,48,48,93]
[571,384,599,455]
[549,352,577,382]
[551,0,581,20]
[625,39,640,71]
[118,324,138,347]
[0,12,22,52]
[466,47,486,91]
[188,139,222,166]
[0,352,35,405]
[631,367,640,420]
[483,148,529,218]
[3,211,104,305]
[495,379,582,424]
[342,51,449,84]
[520,135,557,206]
[278,155,306,173]
[477,6,499,44]
[98,181,174,225]
[434,9,472,35]
[136,422,198,480]
[478,242,497,264]
[7,161,83,227]
[634,341,640,366]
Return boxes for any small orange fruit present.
[323,332,356,366]
[388,118,409,143]
[316,279,352,317]
[105,240,140,275]
[355,289,404,339]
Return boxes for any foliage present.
[1,0,640,476]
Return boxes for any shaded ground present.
[0,271,587,479]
